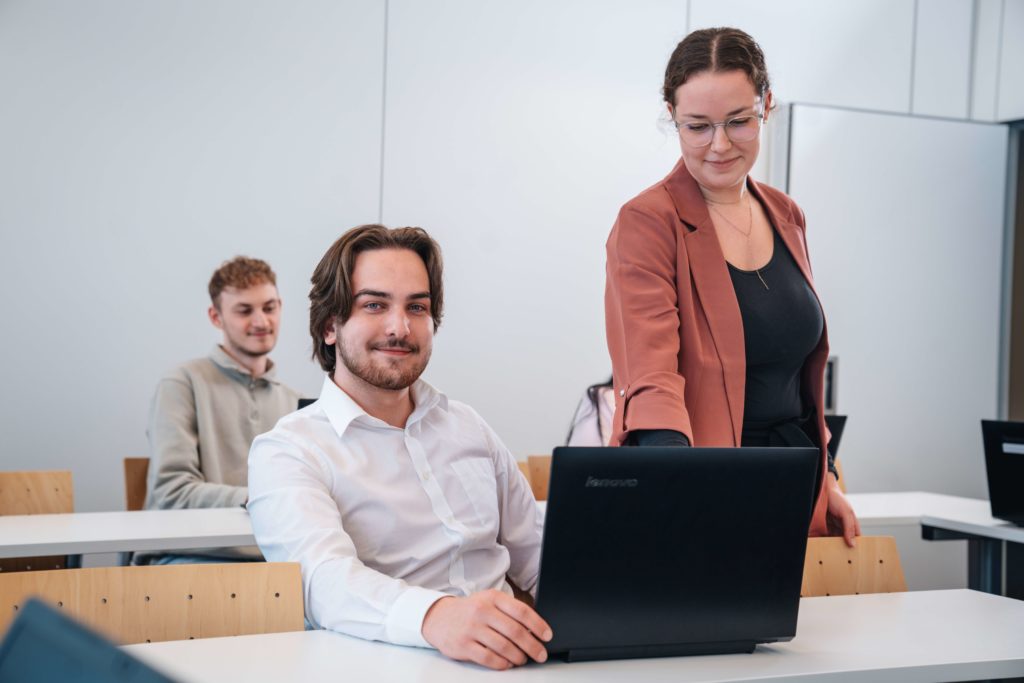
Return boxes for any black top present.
[728,229,823,430]
[631,228,825,456]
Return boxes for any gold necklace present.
[708,196,752,238]
[710,198,770,290]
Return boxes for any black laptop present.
[0,598,176,683]
[534,446,820,662]
[981,420,1024,526]
[824,414,847,459]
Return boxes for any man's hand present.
[825,476,861,547]
[421,589,553,670]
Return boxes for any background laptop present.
[0,598,176,683]
[981,420,1024,526]
[824,414,847,459]
[534,446,820,662]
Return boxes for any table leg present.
[921,525,1004,595]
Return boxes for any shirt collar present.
[317,375,448,438]
[208,344,279,385]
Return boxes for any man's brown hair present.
[208,256,277,308]
[309,224,444,374]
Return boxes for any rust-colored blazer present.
[604,158,831,536]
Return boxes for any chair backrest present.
[0,471,73,516]
[0,471,74,573]
[801,536,907,597]
[123,458,150,511]
[517,460,531,486]
[527,455,551,501]
[0,563,304,644]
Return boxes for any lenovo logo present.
[584,476,639,488]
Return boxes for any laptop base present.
[559,640,757,662]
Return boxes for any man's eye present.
[365,302,384,311]
[409,304,428,313]
[684,123,710,133]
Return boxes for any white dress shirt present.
[247,376,543,648]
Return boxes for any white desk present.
[536,491,989,526]
[0,508,255,558]
[919,505,1024,596]
[125,589,1024,683]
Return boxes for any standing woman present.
[604,27,859,544]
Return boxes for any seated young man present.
[142,256,299,563]
[247,225,550,670]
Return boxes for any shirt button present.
[422,471,431,481]
[619,389,625,397]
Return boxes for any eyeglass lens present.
[677,116,761,147]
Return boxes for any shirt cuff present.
[385,585,449,648]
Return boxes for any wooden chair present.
[801,536,907,597]
[0,471,75,573]
[123,457,150,511]
[526,455,552,501]
[0,562,304,644]
[516,460,531,487]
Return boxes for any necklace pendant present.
[756,269,770,290]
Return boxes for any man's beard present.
[338,336,430,391]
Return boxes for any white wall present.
[787,105,1008,497]
[0,1,1013,514]
[382,0,684,457]
[0,0,385,510]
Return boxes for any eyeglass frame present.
[672,102,767,148]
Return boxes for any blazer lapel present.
[664,161,745,445]
[749,179,816,287]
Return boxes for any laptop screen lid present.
[981,420,1024,525]
[534,446,820,662]
[0,598,177,683]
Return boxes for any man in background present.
[142,256,299,562]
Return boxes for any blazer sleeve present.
[605,202,693,445]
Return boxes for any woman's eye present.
[728,117,753,127]
[684,123,709,132]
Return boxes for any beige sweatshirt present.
[142,345,300,559]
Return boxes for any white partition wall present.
[381,0,686,456]
[787,104,1008,497]
[688,0,916,114]
[0,0,385,510]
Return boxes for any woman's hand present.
[825,476,861,547]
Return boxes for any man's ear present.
[208,305,224,330]
[323,318,338,345]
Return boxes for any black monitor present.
[981,420,1024,526]
[535,445,820,662]
[0,598,177,683]
[824,414,847,459]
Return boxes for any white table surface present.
[844,491,993,526]
[0,493,998,560]
[920,511,1024,544]
[0,508,255,558]
[538,491,992,527]
[125,589,1024,683]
